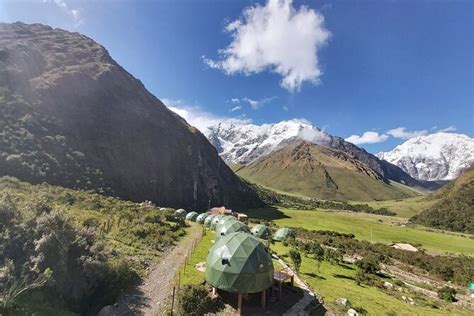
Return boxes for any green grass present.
[272,243,472,316]
[249,207,474,256]
[360,196,436,218]
[179,230,214,286]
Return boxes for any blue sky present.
[1,0,472,153]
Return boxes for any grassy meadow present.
[248,207,474,255]
[360,196,436,218]
[272,242,473,316]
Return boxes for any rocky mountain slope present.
[235,141,418,201]
[205,120,422,187]
[377,132,474,181]
[0,22,262,210]
[410,165,474,233]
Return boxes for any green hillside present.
[411,165,474,233]
[0,176,186,314]
[236,141,419,202]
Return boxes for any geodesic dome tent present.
[206,232,274,294]
[196,213,209,224]
[175,209,187,217]
[211,215,234,230]
[185,211,199,221]
[251,224,271,240]
[215,220,250,241]
[273,227,295,241]
[204,214,215,228]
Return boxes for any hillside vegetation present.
[0,176,186,314]
[236,141,419,202]
[411,165,474,233]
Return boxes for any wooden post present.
[170,286,175,316]
[237,293,243,315]
[279,281,282,301]
[261,289,266,309]
[212,287,216,296]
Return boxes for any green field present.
[272,243,472,316]
[361,196,436,218]
[248,207,474,255]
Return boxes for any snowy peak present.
[204,119,333,164]
[377,132,474,181]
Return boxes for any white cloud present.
[203,0,330,92]
[231,105,242,112]
[43,0,83,26]
[162,98,251,132]
[230,96,277,110]
[386,127,428,140]
[437,125,457,133]
[282,106,288,111]
[345,132,389,145]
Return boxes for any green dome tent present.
[210,215,234,230]
[251,224,271,240]
[175,209,187,217]
[273,227,295,241]
[204,214,215,228]
[206,232,274,293]
[185,211,199,221]
[215,220,249,241]
[196,213,209,224]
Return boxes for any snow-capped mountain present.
[377,132,474,181]
[204,119,333,164]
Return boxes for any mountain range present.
[0,22,262,210]
[377,132,474,181]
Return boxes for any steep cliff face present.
[0,22,263,210]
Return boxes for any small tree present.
[311,243,324,272]
[437,286,456,302]
[289,249,302,273]
[356,254,380,274]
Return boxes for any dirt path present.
[108,223,202,316]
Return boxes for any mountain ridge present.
[204,119,424,188]
[235,140,418,201]
[0,22,263,210]
[377,132,474,181]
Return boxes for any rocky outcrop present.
[0,22,263,210]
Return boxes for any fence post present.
[170,286,175,316]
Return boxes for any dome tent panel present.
[215,220,250,241]
[273,227,295,241]
[211,215,235,230]
[175,209,187,217]
[204,214,215,227]
[196,213,209,224]
[206,232,274,294]
[251,224,271,239]
[185,211,199,221]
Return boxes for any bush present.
[179,284,214,316]
[437,286,456,302]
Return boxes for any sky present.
[1,0,472,153]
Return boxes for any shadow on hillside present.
[304,272,326,280]
[246,207,291,220]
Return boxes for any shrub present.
[437,286,456,302]
[179,284,214,316]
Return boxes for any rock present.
[383,281,394,289]
[336,297,349,306]
[97,305,115,316]
[401,296,407,302]
[347,308,359,316]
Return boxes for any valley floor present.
[248,207,474,255]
